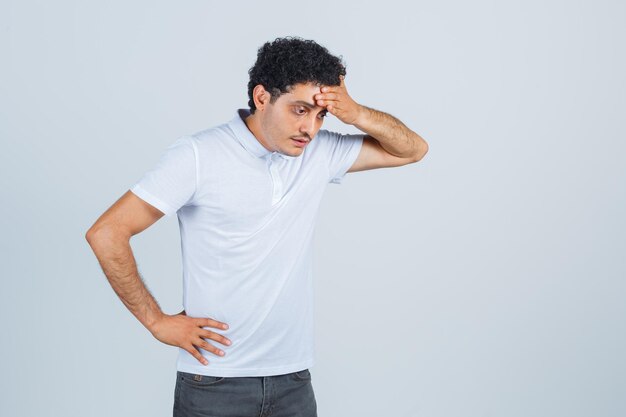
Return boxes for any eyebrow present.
[290,100,327,112]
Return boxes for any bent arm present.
[353,105,428,160]
[85,190,166,334]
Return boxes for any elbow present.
[85,223,127,252]
[85,224,97,243]
[412,141,429,163]
[85,222,107,247]
[85,225,107,254]
[85,226,97,246]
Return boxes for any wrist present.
[353,104,369,127]
[146,311,166,335]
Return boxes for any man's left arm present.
[315,75,429,171]
[353,105,428,159]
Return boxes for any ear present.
[253,84,270,111]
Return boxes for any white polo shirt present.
[130,108,363,377]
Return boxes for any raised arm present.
[314,75,428,172]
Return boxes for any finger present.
[316,98,341,108]
[196,336,226,357]
[321,85,339,93]
[200,329,232,347]
[316,99,333,107]
[184,344,209,365]
[316,92,339,102]
[198,317,229,330]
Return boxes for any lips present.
[292,137,309,148]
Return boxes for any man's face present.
[257,82,329,157]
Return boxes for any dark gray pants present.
[173,369,318,417]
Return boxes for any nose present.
[299,115,318,138]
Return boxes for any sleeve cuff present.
[330,135,364,184]
[130,184,177,217]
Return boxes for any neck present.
[244,111,273,152]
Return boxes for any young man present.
[86,36,428,417]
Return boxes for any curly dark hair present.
[247,36,346,114]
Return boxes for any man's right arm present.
[86,190,166,331]
[85,190,231,365]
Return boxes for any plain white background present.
[1,1,624,416]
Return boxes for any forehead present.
[279,82,324,109]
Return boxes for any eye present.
[318,112,328,119]
[294,106,307,115]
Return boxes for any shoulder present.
[187,123,236,152]
[312,129,364,152]
[190,123,231,143]
[313,129,335,142]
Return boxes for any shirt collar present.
[228,108,297,161]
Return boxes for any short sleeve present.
[130,136,198,216]
[317,130,364,184]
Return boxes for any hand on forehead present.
[315,75,346,107]
[319,75,344,93]
[313,75,361,126]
